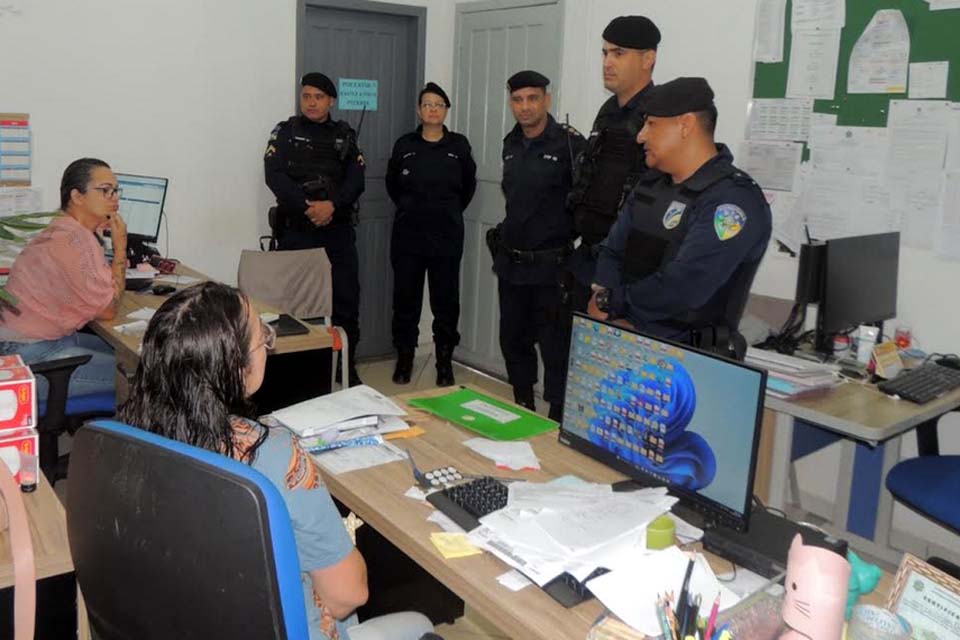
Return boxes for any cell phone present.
[151,284,176,296]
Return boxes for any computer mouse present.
[151,284,176,296]
[936,355,960,370]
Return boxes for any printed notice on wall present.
[337,78,378,111]
[0,113,31,186]
[848,10,910,94]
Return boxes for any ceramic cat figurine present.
[780,533,852,640]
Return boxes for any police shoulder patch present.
[561,123,582,138]
[264,143,277,159]
[662,201,687,230]
[714,204,746,241]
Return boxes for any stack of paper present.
[745,348,839,399]
[272,385,407,439]
[466,477,678,588]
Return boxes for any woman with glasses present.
[0,157,127,403]
[386,82,476,387]
[118,282,438,640]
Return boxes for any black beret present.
[602,15,661,50]
[301,72,337,98]
[419,82,451,107]
[507,70,550,92]
[641,77,715,117]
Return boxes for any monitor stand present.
[127,239,160,266]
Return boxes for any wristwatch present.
[594,288,611,313]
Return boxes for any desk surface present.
[766,379,960,445]
[91,264,333,360]
[319,386,894,639]
[0,480,73,588]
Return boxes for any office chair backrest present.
[724,256,764,334]
[66,421,308,640]
[238,248,332,319]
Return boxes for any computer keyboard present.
[426,476,602,608]
[877,362,960,403]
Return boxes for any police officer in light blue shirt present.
[588,77,771,358]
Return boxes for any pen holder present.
[647,515,676,550]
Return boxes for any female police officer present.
[386,82,476,386]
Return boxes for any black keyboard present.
[426,476,602,608]
[878,363,960,403]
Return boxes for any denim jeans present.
[347,611,435,640]
[0,333,117,402]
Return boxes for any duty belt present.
[502,243,572,265]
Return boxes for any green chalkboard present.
[754,0,960,127]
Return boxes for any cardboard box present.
[0,362,36,431]
[0,354,25,369]
[0,428,39,487]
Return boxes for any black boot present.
[548,402,563,422]
[392,348,415,384]
[435,345,455,387]
[513,386,536,411]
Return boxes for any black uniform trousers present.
[392,249,461,351]
[497,279,570,406]
[278,224,361,357]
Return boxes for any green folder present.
[408,388,558,441]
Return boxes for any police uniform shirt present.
[264,115,365,225]
[594,144,772,335]
[497,114,586,285]
[385,125,477,256]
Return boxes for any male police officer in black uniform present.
[264,72,365,385]
[589,78,772,358]
[495,71,586,420]
[491,71,586,420]
[568,15,661,311]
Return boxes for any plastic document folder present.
[407,388,557,440]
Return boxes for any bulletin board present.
[754,0,960,125]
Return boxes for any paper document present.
[747,98,812,141]
[273,385,406,437]
[738,141,803,192]
[927,0,960,10]
[847,10,909,94]
[754,0,786,63]
[310,440,405,475]
[126,268,157,280]
[786,29,841,99]
[791,0,845,30]
[0,187,41,217]
[586,547,741,637]
[463,437,540,471]
[460,399,520,424]
[496,570,532,591]
[427,510,465,534]
[765,190,803,253]
[909,62,949,99]
[808,125,889,177]
[890,174,945,250]
[937,175,960,261]
[947,103,960,172]
[887,99,950,177]
[127,307,156,321]
[507,478,613,511]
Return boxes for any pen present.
[656,594,675,640]
[676,558,695,625]
[704,592,720,640]
[664,592,680,640]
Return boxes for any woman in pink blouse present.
[0,158,128,401]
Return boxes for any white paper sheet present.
[496,570,532,591]
[786,29,841,99]
[310,440,406,475]
[847,10,910,94]
[947,103,960,172]
[427,510,466,533]
[890,174,945,250]
[586,548,741,637]
[792,0,845,30]
[909,61,950,99]
[797,170,857,240]
[754,0,786,63]
[0,187,41,217]
[765,190,804,253]
[272,385,406,436]
[808,125,889,177]
[738,141,803,192]
[887,100,950,177]
[747,98,813,141]
[507,479,614,511]
[462,437,540,470]
[927,0,960,10]
[127,307,157,321]
[937,174,960,260]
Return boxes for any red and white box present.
[0,428,39,487]
[0,355,36,432]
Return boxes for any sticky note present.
[429,532,483,559]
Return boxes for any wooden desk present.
[91,264,334,401]
[319,387,894,639]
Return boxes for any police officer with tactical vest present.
[264,72,365,386]
[568,15,661,311]
[588,78,772,358]
[493,70,585,420]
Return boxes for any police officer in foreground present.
[493,70,585,420]
[264,72,365,385]
[567,15,661,311]
[588,78,772,358]
[386,82,476,387]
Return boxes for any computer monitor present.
[116,173,168,242]
[559,314,767,531]
[816,232,899,351]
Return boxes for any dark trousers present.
[278,225,361,357]
[497,280,571,406]
[391,250,461,350]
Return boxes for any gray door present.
[300,2,424,359]
[453,0,562,377]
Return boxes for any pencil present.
[656,594,675,640]
[704,592,721,640]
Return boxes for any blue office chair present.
[66,420,309,640]
[31,355,116,485]
[885,418,960,578]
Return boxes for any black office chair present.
[31,355,115,485]
[689,256,763,361]
[66,420,309,639]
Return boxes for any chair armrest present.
[30,355,93,428]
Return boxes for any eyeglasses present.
[420,102,447,110]
[90,186,123,199]
[250,321,277,353]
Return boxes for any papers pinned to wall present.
[847,10,910,94]
[754,0,787,63]
[786,29,841,100]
